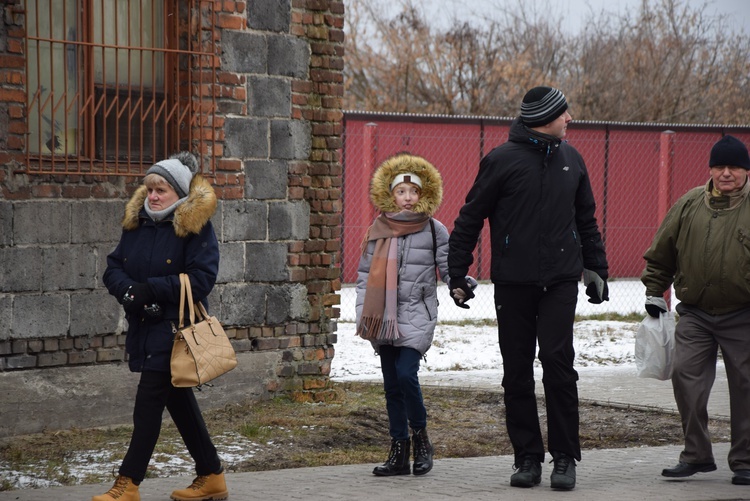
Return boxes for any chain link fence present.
[341,112,750,321]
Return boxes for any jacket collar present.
[508,117,563,156]
[122,174,217,237]
[704,177,750,211]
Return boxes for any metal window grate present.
[24,0,218,176]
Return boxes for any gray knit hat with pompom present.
[145,152,200,198]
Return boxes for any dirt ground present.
[212,381,731,472]
[0,381,732,488]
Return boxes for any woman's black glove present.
[121,283,156,314]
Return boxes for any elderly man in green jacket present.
[641,135,750,486]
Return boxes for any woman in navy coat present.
[98,152,227,501]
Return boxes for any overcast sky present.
[408,0,750,34]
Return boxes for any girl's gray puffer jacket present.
[355,154,450,356]
[356,220,450,355]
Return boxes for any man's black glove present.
[583,269,609,304]
[449,276,475,309]
[645,296,668,318]
[121,283,156,314]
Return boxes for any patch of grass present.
[439,318,497,328]
[433,362,469,371]
[575,311,645,322]
[441,313,645,327]
[237,423,273,440]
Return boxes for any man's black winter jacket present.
[448,118,608,286]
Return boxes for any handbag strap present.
[178,273,197,328]
[178,274,186,329]
[195,301,210,321]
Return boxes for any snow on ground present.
[331,281,647,380]
[338,278,650,324]
[2,431,267,490]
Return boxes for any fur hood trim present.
[370,154,443,215]
[122,174,217,237]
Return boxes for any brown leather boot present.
[170,471,228,501]
[92,475,140,501]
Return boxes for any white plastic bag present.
[635,311,676,380]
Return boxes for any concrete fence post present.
[659,130,675,307]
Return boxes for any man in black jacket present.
[448,86,609,491]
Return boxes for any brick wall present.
[0,0,344,437]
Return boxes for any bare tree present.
[344,0,750,124]
[343,0,567,116]
[570,0,750,123]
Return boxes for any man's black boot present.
[661,461,717,478]
[733,469,750,485]
[510,456,542,487]
[550,452,576,490]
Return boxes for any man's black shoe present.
[510,456,541,488]
[550,453,576,490]
[733,469,750,485]
[661,461,717,478]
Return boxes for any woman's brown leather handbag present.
[170,273,237,387]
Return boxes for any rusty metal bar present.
[24,0,218,176]
[30,0,42,165]
[113,0,121,164]
[46,0,55,171]
[83,0,95,165]
[99,0,108,170]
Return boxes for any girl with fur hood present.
[355,153,450,477]
[99,152,227,501]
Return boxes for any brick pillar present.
[286,0,345,402]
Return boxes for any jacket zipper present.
[421,288,432,321]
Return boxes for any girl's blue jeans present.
[379,344,427,440]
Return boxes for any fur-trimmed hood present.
[370,154,443,215]
[122,174,217,237]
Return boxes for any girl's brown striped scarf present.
[357,210,429,340]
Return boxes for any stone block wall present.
[0,0,344,437]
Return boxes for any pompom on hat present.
[520,86,568,128]
[145,152,200,198]
[709,135,750,170]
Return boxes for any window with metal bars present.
[24,0,218,176]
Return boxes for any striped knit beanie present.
[520,86,568,128]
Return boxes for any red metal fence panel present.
[342,112,750,318]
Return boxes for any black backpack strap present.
[429,218,437,280]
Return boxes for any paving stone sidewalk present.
[0,363,737,501]
[0,443,743,501]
